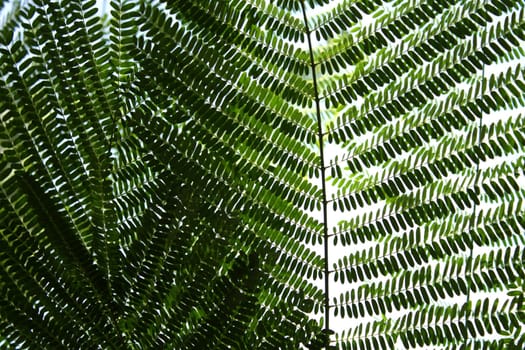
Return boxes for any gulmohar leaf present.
[0,0,524,348]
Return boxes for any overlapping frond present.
[0,0,325,348]
[0,0,524,348]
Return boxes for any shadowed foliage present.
[0,0,524,349]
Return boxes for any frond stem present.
[464,55,484,345]
[301,2,330,348]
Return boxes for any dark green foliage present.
[0,0,524,349]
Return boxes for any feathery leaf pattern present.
[0,0,523,348]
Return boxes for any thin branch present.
[301,2,330,348]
